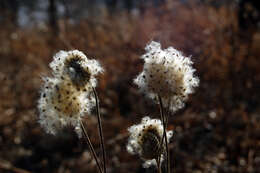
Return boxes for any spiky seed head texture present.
[134,41,199,112]
[127,116,173,168]
[50,50,104,90]
[38,77,95,137]
[38,50,103,137]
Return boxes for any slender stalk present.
[156,157,162,173]
[80,121,103,173]
[158,97,165,167]
[92,87,107,173]
[158,95,170,173]
[165,99,171,126]
[166,99,171,173]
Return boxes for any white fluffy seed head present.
[38,77,95,137]
[134,41,199,112]
[50,50,104,90]
[38,50,103,137]
[127,116,173,168]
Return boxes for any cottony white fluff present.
[38,50,103,137]
[127,116,173,168]
[50,50,104,89]
[38,77,95,137]
[134,41,199,112]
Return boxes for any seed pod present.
[127,116,173,168]
[38,50,103,137]
[134,41,199,112]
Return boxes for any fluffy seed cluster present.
[134,41,199,112]
[50,50,103,90]
[127,116,173,168]
[38,50,103,137]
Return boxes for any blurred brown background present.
[0,0,259,172]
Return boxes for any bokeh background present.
[0,0,259,172]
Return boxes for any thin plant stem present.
[157,97,165,167]
[156,157,162,173]
[80,120,103,173]
[166,99,171,173]
[158,95,170,173]
[92,87,107,173]
[165,99,171,126]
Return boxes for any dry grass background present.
[0,1,259,173]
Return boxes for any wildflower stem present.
[156,157,162,173]
[166,99,171,172]
[80,120,103,173]
[166,99,171,126]
[158,95,170,173]
[92,87,107,173]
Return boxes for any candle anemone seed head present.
[127,116,173,168]
[134,41,199,112]
[50,50,104,90]
[38,50,103,137]
[38,77,95,137]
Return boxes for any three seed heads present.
[37,41,199,169]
